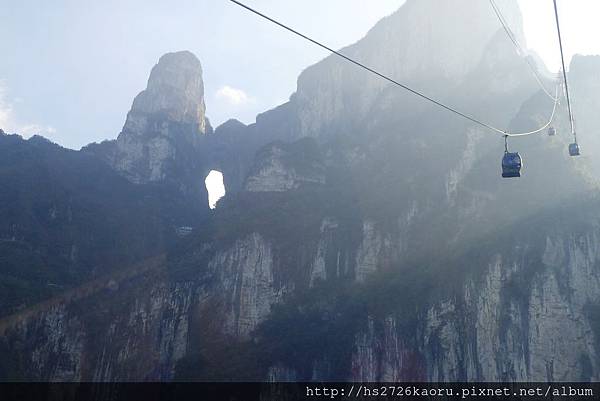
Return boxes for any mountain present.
[0,133,200,317]
[292,0,525,139]
[2,0,600,382]
[85,51,214,209]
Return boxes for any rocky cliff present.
[84,51,215,211]
[111,51,209,182]
[2,0,600,382]
[292,0,525,139]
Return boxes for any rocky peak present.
[293,0,524,137]
[128,51,207,132]
[110,51,210,186]
[363,0,524,82]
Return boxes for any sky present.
[1,0,600,150]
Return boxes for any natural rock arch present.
[204,170,226,209]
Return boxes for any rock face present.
[244,139,325,192]
[210,233,283,337]
[128,51,207,131]
[352,316,426,381]
[293,0,524,138]
[4,0,600,384]
[5,208,600,381]
[349,220,600,381]
[0,258,194,380]
[110,51,210,194]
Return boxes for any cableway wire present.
[488,0,557,101]
[552,0,576,140]
[230,0,558,138]
[507,83,559,137]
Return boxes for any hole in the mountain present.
[205,170,225,209]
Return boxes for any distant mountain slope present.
[0,133,198,316]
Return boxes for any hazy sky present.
[1,0,599,149]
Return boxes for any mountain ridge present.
[2,0,600,381]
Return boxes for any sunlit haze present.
[1,0,599,149]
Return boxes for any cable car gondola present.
[569,142,580,156]
[502,136,522,178]
[502,152,522,178]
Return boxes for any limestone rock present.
[129,51,206,131]
[244,139,325,192]
[112,51,209,185]
[293,0,524,138]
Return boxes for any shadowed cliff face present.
[3,0,600,382]
[0,133,204,318]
